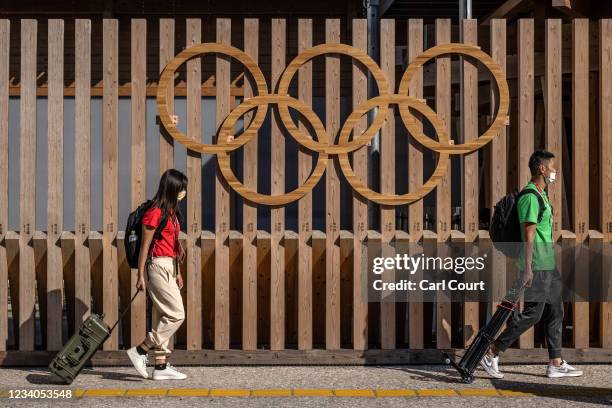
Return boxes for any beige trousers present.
[143,257,185,356]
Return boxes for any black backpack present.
[489,189,546,258]
[124,200,169,269]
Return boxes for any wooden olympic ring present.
[216,95,328,206]
[337,94,450,206]
[157,43,269,154]
[275,43,391,154]
[397,43,509,154]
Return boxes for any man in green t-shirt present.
[480,150,583,379]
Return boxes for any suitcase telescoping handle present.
[109,289,143,334]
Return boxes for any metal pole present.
[366,0,380,228]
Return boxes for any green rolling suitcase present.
[49,290,141,384]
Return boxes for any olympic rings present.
[157,43,269,154]
[156,42,509,206]
[337,94,450,205]
[398,43,509,154]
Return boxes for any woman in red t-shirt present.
[127,169,188,381]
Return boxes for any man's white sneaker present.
[479,354,504,379]
[126,347,149,379]
[546,360,583,378]
[151,363,187,380]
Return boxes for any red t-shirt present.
[142,206,179,258]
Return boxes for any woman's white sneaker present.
[479,354,504,379]
[546,360,583,378]
[126,347,149,379]
[151,363,187,380]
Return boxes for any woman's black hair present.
[152,169,188,221]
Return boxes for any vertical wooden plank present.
[572,18,589,349]
[600,19,612,348]
[186,18,202,350]
[47,19,64,351]
[0,19,9,351]
[130,18,147,347]
[325,18,341,350]
[518,18,534,349]
[435,18,452,350]
[102,19,119,349]
[19,19,37,351]
[215,18,231,350]
[159,19,175,173]
[242,18,258,351]
[74,19,91,326]
[352,18,368,351]
[461,19,478,347]
[380,19,395,350]
[270,19,286,351]
[298,18,313,350]
[407,18,424,349]
[546,19,562,240]
[489,19,507,315]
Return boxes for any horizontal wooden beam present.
[9,83,244,97]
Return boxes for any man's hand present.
[176,273,184,290]
[522,265,534,287]
[136,274,146,292]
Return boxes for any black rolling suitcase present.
[445,280,526,383]
[49,290,141,384]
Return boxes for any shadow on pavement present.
[26,368,145,385]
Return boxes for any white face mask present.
[177,190,187,201]
[546,171,556,184]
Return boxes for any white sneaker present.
[480,354,504,379]
[126,347,149,379]
[547,360,583,378]
[151,363,187,380]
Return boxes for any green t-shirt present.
[516,181,556,270]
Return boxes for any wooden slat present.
[352,18,368,351]
[298,18,313,350]
[102,19,119,350]
[572,18,589,349]
[435,18,452,350]
[130,18,147,347]
[545,19,562,240]
[407,19,424,349]
[270,19,286,351]
[242,18,258,351]
[159,18,175,173]
[46,19,64,351]
[490,19,507,314]
[517,18,534,349]
[186,18,202,350]
[325,18,341,350]
[215,18,231,350]
[19,19,37,351]
[0,19,8,351]
[462,19,479,347]
[380,19,395,350]
[600,19,612,348]
[74,19,91,327]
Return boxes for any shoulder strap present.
[147,213,169,257]
[517,189,546,223]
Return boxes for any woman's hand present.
[176,273,184,290]
[136,274,146,292]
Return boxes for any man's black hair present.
[528,149,555,176]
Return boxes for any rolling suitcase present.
[49,290,141,384]
[445,279,526,383]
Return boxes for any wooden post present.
[325,18,341,350]
[0,19,9,351]
[47,19,64,351]
[159,19,175,174]
[352,18,368,351]
[270,19,286,351]
[298,18,313,350]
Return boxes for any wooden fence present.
[0,17,611,365]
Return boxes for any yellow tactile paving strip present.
[6,387,601,398]
[25,387,612,398]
